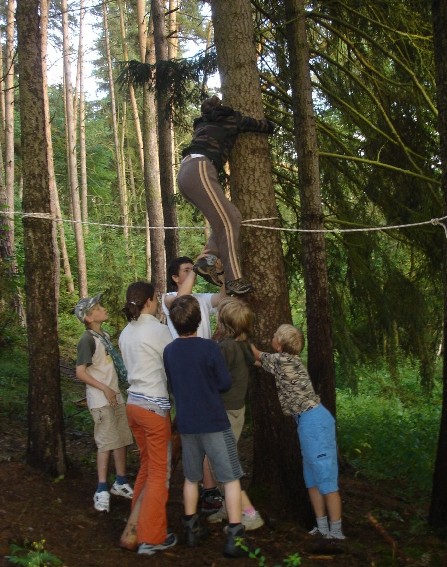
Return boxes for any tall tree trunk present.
[78,0,89,233]
[211,0,311,522]
[151,0,179,268]
[61,0,88,297]
[284,0,335,414]
[16,0,67,476]
[4,0,15,259]
[136,0,152,278]
[103,1,129,242]
[41,0,74,295]
[142,24,166,289]
[429,0,447,529]
[167,0,178,59]
[118,0,145,173]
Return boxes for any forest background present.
[1,0,447,564]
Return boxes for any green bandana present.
[89,330,128,384]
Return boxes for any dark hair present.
[123,281,155,321]
[169,295,201,336]
[167,256,193,291]
[201,95,222,115]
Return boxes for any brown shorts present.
[90,404,133,452]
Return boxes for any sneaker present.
[225,278,253,296]
[93,490,110,512]
[242,510,264,531]
[200,487,224,515]
[309,526,326,536]
[208,503,228,523]
[137,533,177,555]
[110,481,133,499]
[325,532,347,540]
[223,523,249,558]
[193,255,223,287]
[182,514,209,547]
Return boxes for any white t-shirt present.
[76,330,124,409]
[119,313,172,399]
[162,292,216,339]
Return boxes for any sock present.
[183,514,194,521]
[242,506,256,518]
[316,516,330,535]
[329,519,346,539]
[97,482,108,493]
[115,475,128,485]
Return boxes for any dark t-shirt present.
[163,337,231,434]
[219,338,254,410]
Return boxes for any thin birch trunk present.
[103,1,129,241]
[62,0,88,296]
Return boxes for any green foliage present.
[0,347,29,420]
[337,361,442,494]
[6,540,63,567]
[117,51,218,128]
[235,537,302,566]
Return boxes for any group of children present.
[75,254,345,559]
[74,95,344,559]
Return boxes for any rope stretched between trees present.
[2,210,447,237]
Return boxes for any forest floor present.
[1,373,447,567]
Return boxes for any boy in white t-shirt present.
[75,294,134,512]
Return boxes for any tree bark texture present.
[429,0,447,529]
[151,0,179,268]
[16,0,67,476]
[141,24,166,290]
[62,0,88,297]
[211,0,311,523]
[284,0,336,414]
[103,1,130,242]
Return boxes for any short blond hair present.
[217,298,253,341]
[275,324,304,355]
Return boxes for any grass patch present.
[337,361,441,495]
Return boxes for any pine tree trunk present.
[103,1,129,242]
[151,0,179,268]
[62,0,88,296]
[78,0,89,233]
[16,0,67,477]
[284,0,336,414]
[429,0,447,529]
[140,14,166,289]
[211,0,311,522]
[41,0,74,295]
[4,0,15,258]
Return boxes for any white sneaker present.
[110,481,133,499]
[242,510,264,531]
[94,490,110,512]
[208,503,228,523]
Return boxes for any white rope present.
[2,210,447,236]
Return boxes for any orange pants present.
[126,404,171,545]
